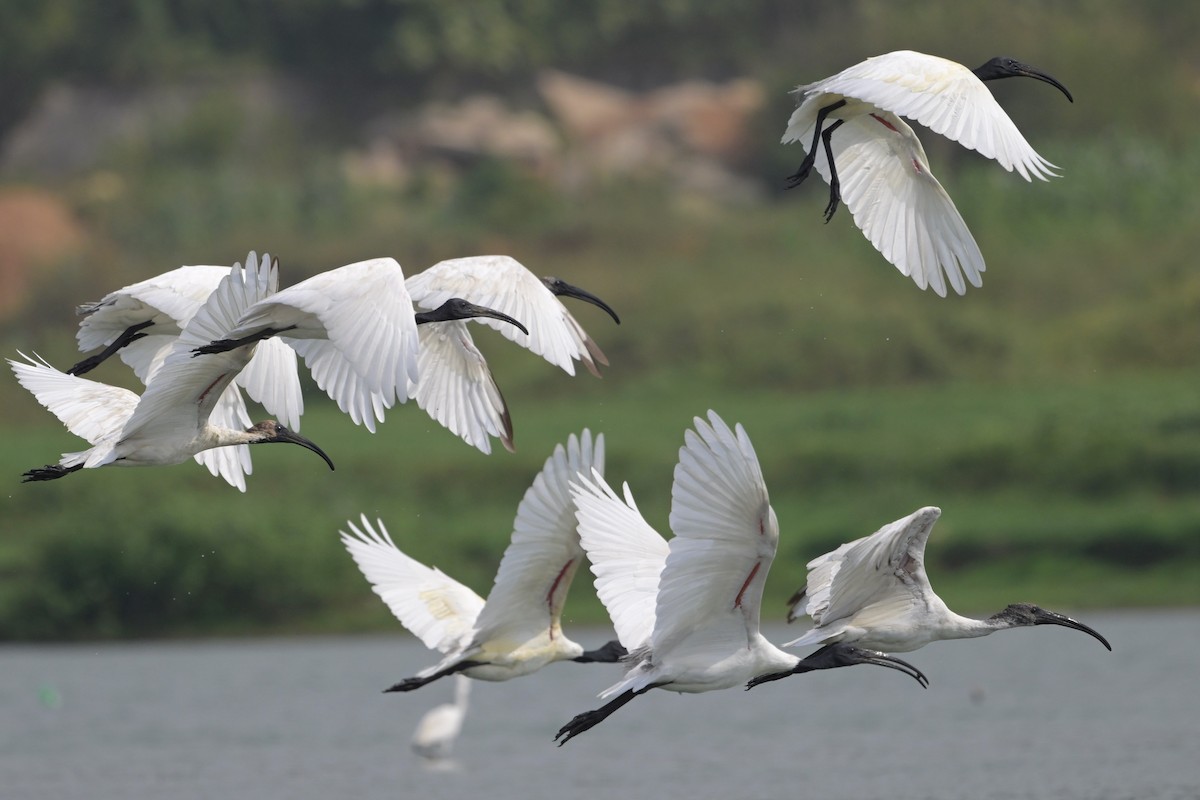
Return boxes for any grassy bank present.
[3,366,1197,640]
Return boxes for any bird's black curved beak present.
[843,647,930,688]
[544,277,621,324]
[1013,62,1074,103]
[459,301,530,336]
[1033,609,1111,651]
[267,426,336,471]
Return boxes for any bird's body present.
[11,254,334,490]
[556,412,926,745]
[411,675,471,761]
[339,430,625,692]
[783,50,1073,296]
[404,255,620,454]
[783,506,1112,654]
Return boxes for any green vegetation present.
[2,1,1198,639]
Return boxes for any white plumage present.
[783,50,1073,296]
[783,506,1112,653]
[557,412,926,745]
[404,255,619,454]
[70,262,304,431]
[340,430,624,692]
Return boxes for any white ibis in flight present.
[776,507,1112,666]
[339,430,625,695]
[783,51,1073,296]
[403,255,620,454]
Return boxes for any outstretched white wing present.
[341,516,485,654]
[810,50,1060,180]
[785,107,985,297]
[571,471,669,651]
[410,321,512,454]
[232,257,418,432]
[471,431,604,642]
[651,411,778,656]
[8,352,138,447]
[784,506,942,647]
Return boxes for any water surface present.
[2,611,1197,800]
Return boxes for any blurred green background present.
[1,0,1197,640]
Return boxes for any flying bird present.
[339,430,625,694]
[783,51,1074,296]
[555,412,926,746]
[403,255,620,454]
[11,254,334,489]
[779,506,1112,658]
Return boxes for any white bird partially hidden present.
[193,257,531,436]
[339,430,625,694]
[11,254,335,490]
[782,51,1074,296]
[68,261,303,431]
[411,674,471,762]
[779,506,1112,656]
[404,255,620,454]
[555,411,927,746]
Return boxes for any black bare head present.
[414,298,530,336]
[972,56,1073,103]
[541,277,621,325]
[246,421,335,471]
[990,603,1111,650]
[572,639,628,664]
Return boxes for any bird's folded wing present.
[410,322,511,454]
[653,411,778,654]
[474,431,604,641]
[340,515,485,653]
[815,51,1059,180]
[803,507,941,629]
[8,352,139,445]
[571,471,668,651]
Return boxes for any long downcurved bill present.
[270,427,336,471]
[549,279,621,324]
[1014,63,1074,103]
[1038,613,1112,651]
[852,649,930,688]
[460,302,530,336]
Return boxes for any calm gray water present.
[2,612,1197,800]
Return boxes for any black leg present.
[785,99,846,189]
[383,660,482,693]
[745,669,794,691]
[820,118,846,222]
[22,463,85,482]
[68,320,155,375]
[555,684,660,746]
[192,325,296,357]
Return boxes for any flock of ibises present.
[13,51,1110,759]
